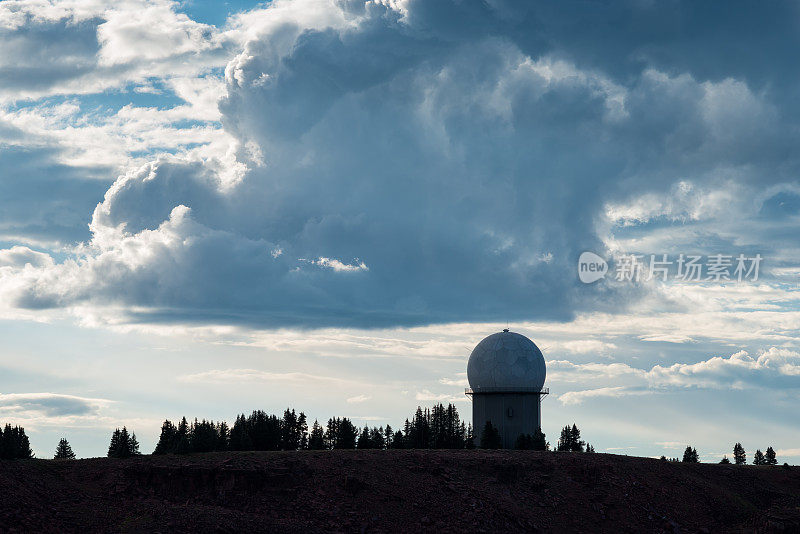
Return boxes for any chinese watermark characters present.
[578,252,762,284]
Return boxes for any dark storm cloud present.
[4,0,800,328]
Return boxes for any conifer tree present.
[281,408,301,450]
[108,427,139,458]
[176,417,190,454]
[465,423,475,449]
[753,449,765,465]
[308,419,326,450]
[370,426,385,449]
[357,425,373,449]
[0,424,33,459]
[765,446,777,465]
[392,429,405,449]
[54,438,76,460]
[384,425,393,449]
[479,421,501,449]
[153,420,177,454]
[733,442,746,465]
[570,424,585,452]
[107,428,121,458]
[217,421,230,451]
[229,414,251,451]
[118,427,132,457]
[297,412,308,450]
[532,429,548,451]
[129,431,141,456]
[720,456,731,464]
[682,446,699,463]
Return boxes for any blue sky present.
[0,0,799,460]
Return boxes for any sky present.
[1,0,799,461]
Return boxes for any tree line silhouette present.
[151,404,479,454]
[663,442,782,465]
[0,424,32,459]
[0,414,788,465]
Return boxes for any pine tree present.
[585,443,595,453]
[753,449,765,465]
[532,429,548,451]
[557,425,584,452]
[392,430,405,449]
[107,429,121,458]
[570,424,585,452]
[0,425,33,459]
[281,408,300,450]
[129,431,141,456]
[297,412,308,450]
[465,423,475,449]
[384,425,393,449]
[479,421,501,449]
[54,438,76,460]
[308,420,326,450]
[108,427,139,458]
[229,414,251,451]
[370,427,385,449]
[153,420,177,454]
[118,427,132,458]
[217,421,230,451]
[720,456,731,464]
[682,446,699,463]
[357,425,373,449]
[765,446,777,465]
[176,417,190,454]
[190,419,218,453]
[733,442,746,465]
[339,418,358,449]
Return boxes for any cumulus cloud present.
[0,246,53,268]
[556,347,800,404]
[0,0,232,101]
[648,348,800,389]
[2,0,800,332]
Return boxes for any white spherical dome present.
[467,330,546,391]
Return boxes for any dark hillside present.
[1,450,798,533]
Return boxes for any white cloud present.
[0,392,113,427]
[2,0,797,334]
[556,347,800,405]
[0,246,53,268]
[414,389,467,403]
[655,441,686,450]
[311,257,369,273]
[439,376,468,387]
[558,386,637,406]
[648,348,800,389]
[346,394,371,403]
[177,368,347,385]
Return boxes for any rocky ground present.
[1,450,799,533]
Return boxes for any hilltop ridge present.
[1,450,798,533]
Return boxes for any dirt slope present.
[1,450,798,533]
